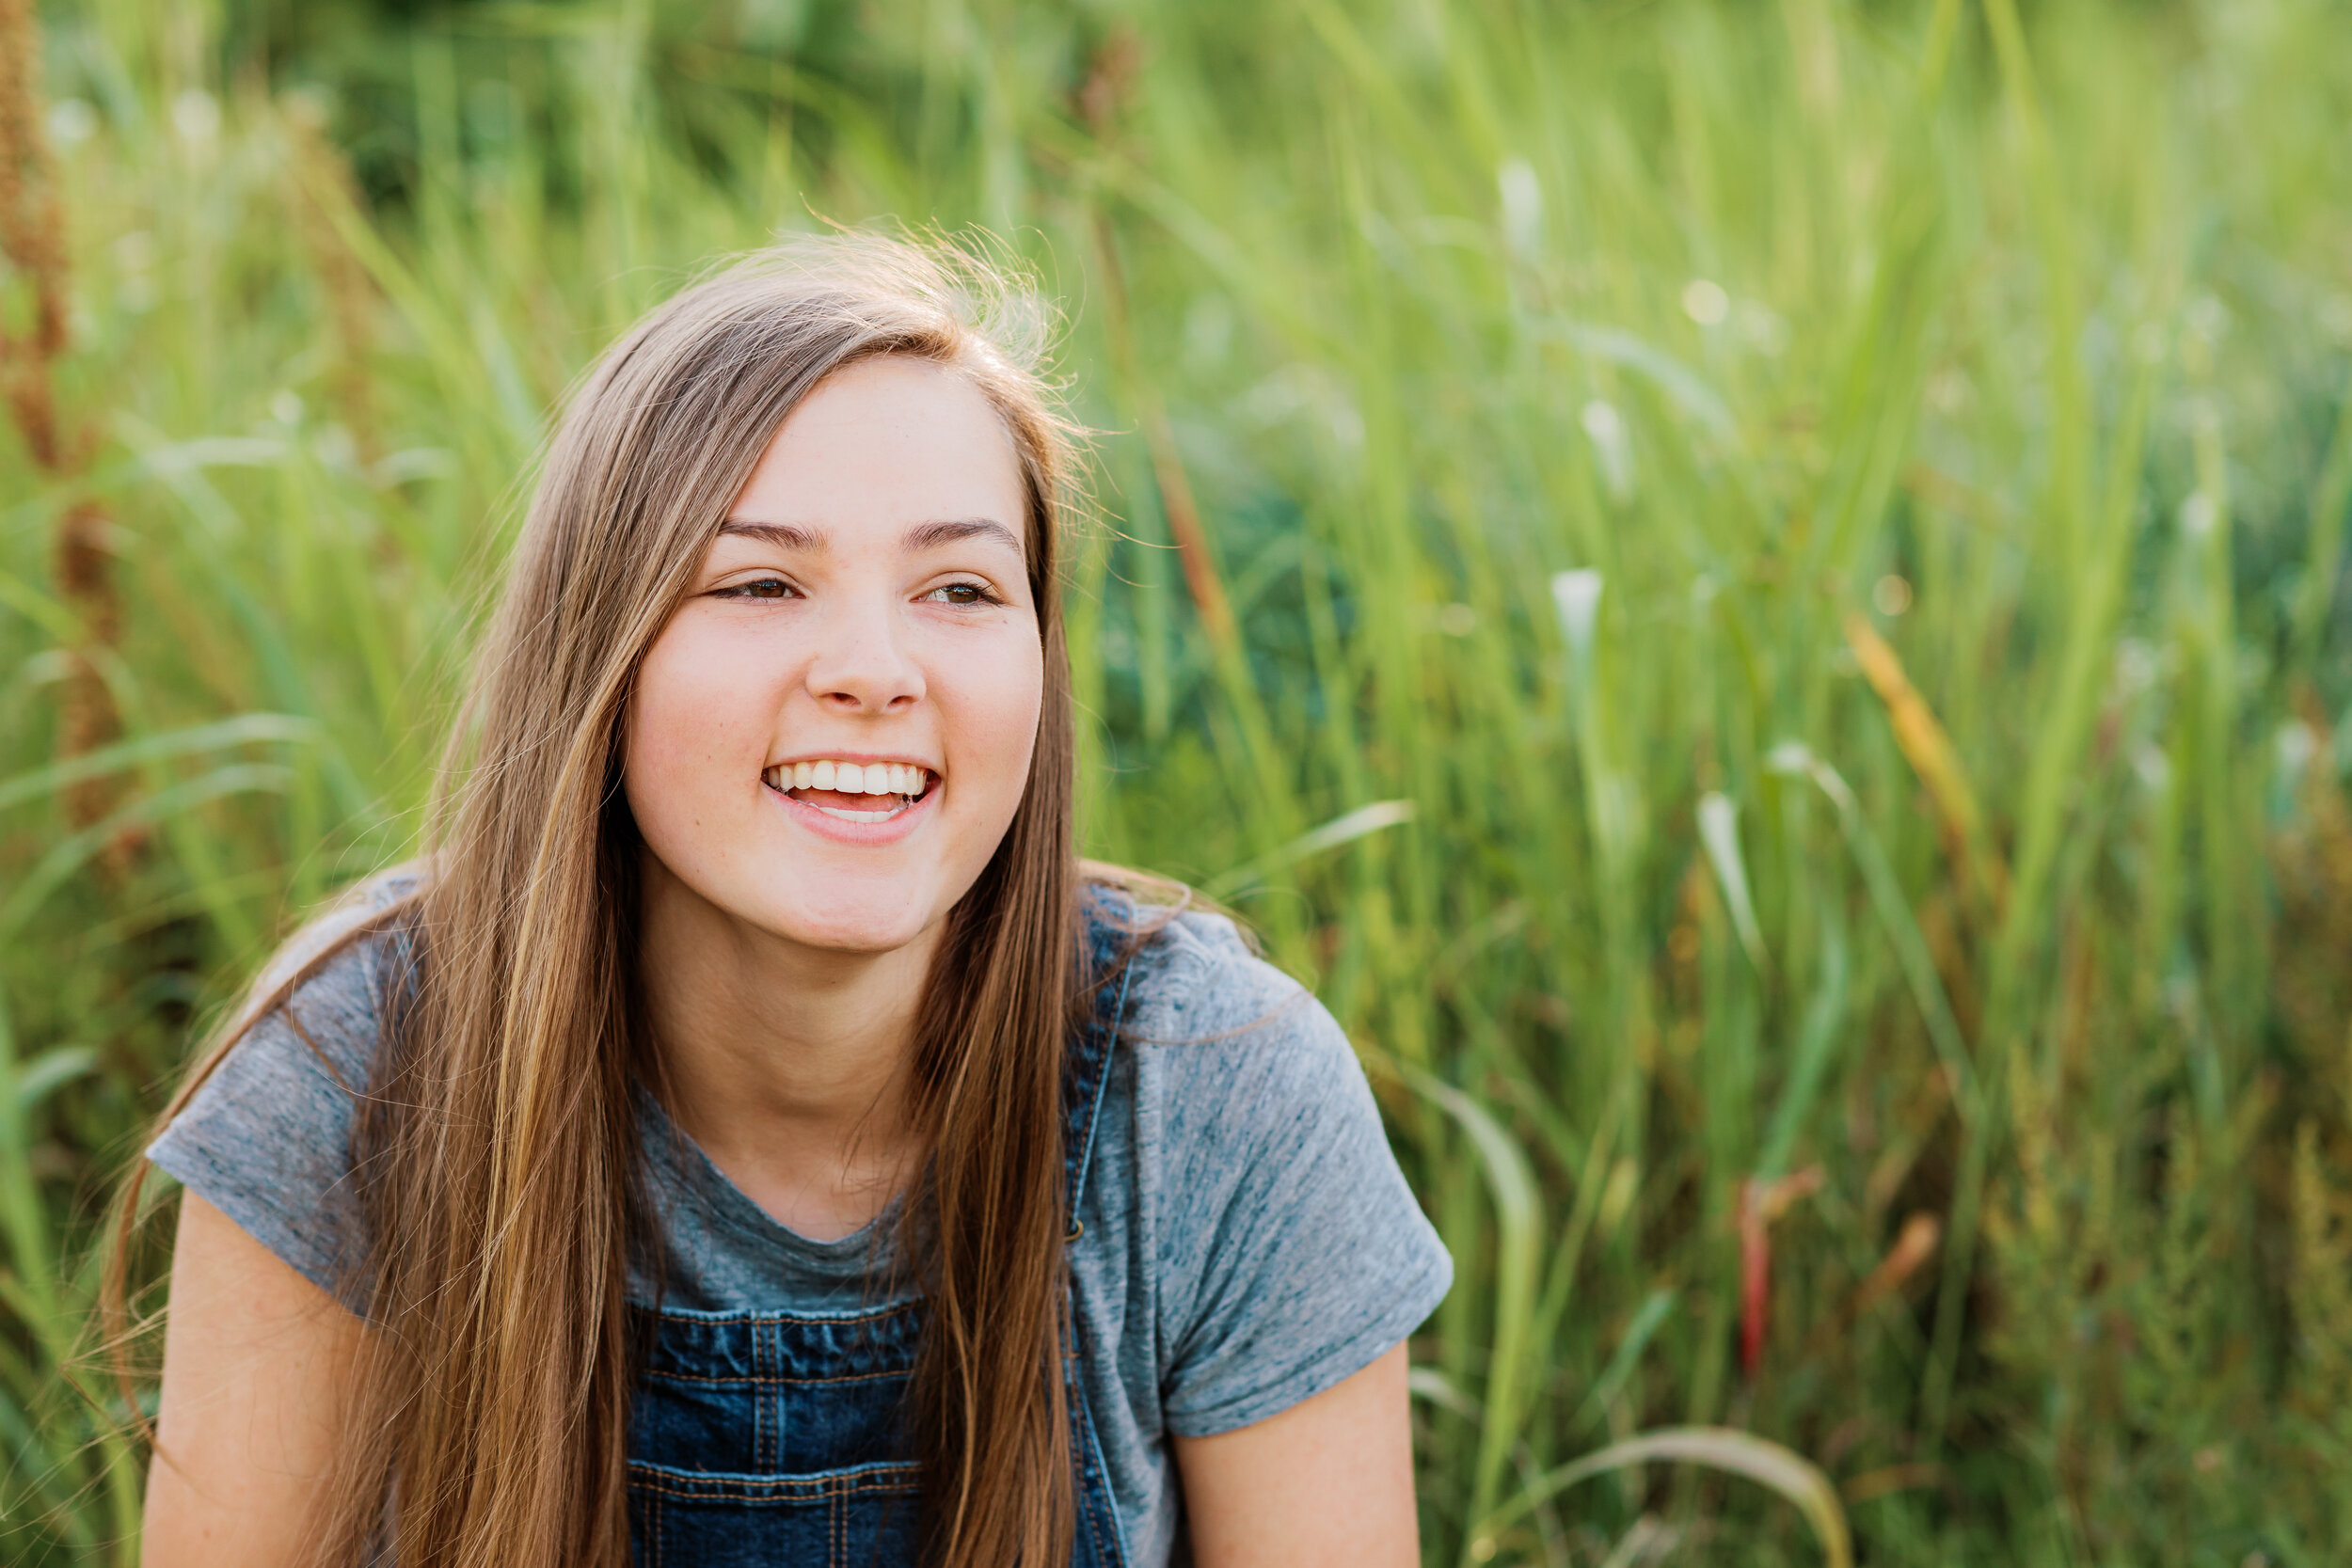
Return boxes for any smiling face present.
[622,355,1043,957]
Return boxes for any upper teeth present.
[765,760,931,796]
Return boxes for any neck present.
[634,852,937,1242]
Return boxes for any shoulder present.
[148,865,424,1307]
[1085,882,1370,1164]
[1079,885,1452,1434]
[1091,885,1327,1058]
[154,864,425,1180]
[250,863,421,1001]
[227,864,422,1080]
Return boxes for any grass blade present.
[1483,1425,1852,1568]
[1400,1065,1541,1567]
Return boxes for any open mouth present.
[761,759,934,824]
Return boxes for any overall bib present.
[625,917,1136,1568]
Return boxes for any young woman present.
[129,235,1451,1568]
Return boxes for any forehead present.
[727,356,1026,545]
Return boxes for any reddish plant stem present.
[2,0,129,849]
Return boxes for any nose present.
[803,598,925,715]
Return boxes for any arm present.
[142,1193,364,1568]
[1172,1342,1420,1568]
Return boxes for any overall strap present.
[1058,894,1143,1568]
[1061,894,1136,1243]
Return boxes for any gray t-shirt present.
[149,877,1452,1566]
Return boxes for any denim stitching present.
[1077,1416,1109,1568]
[1083,1394,1131,1567]
[752,1307,770,1473]
[623,1479,919,1503]
[626,1469,920,1503]
[628,1469,920,1488]
[1066,1318,1120,1568]
[628,1460,921,1482]
[640,1366,912,1387]
[634,1301,920,1328]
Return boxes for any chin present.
[756,889,941,955]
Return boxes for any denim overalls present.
[624,913,1137,1568]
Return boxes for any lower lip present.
[765,780,938,846]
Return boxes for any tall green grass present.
[7,0,2352,1561]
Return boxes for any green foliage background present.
[6,0,2352,1561]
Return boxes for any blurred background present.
[4,0,2351,1561]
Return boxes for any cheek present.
[942,635,1046,800]
[624,621,773,821]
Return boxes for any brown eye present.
[723,578,795,600]
[924,580,996,606]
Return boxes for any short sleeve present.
[1140,916,1453,1436]
[146,915,399,1313]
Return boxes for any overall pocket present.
[627,1301,925,1568]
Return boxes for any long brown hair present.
[111,233,1089,1567]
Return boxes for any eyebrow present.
[718,518,1024,557]
[717,520,822,550]
[905,517,1024,556]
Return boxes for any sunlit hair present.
[109,232,1101,1568]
